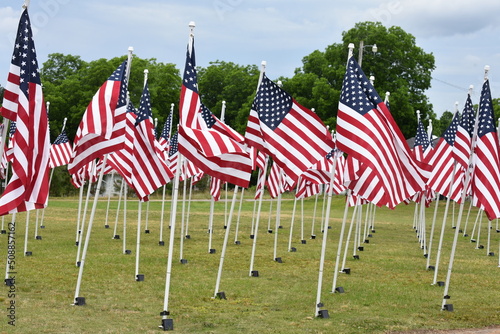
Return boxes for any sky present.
[1,0,500,121]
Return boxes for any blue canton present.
[477,79,496,138]
[252,74,292,130]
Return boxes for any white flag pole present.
[184,177,194,239]
[310,191,319,239]
[426,194,441,270]
[179,159,188,263]
[112,178,124,240]
[135,199,144,281]
[103,171,114,229]
[76,173,95,266]
[287,185,299,252]
[213,185,239,299]
[272,168,284,262]
[23,211,31,256]
[233,187,245,244]
[122,183,130,255]
[74,182,85,245]
[333,189,355,292]
[4,213,16,285]
[159,103,175,245]
[249,155,268,276]
[207,181,216,254]
[441,66,488,311]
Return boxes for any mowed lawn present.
[0,192,498,334]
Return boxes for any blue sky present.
[1,0,500,122]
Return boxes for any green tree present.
[197,61,260,134]
[282,21,436,138]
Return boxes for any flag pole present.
[179,160,188,263]
[122,183,130,254]
[233,186,245,244]
[332,188,353,292]
[287,184,299,252]
[440,66,488,311]
[207,178,216,254]
[272,168,284,263]
[159,103,175,245]
[23,211,31,256]
[316,43,354,318]
[76,173,94,266]
[135,199,144,281]
[248,60,267,276]
[184,177,194,239]
[112,177,124,240]
[4,213,16,285]
[74,182,85,246]
[103,171,114,229]
[213,185,239,299]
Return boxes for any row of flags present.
[1,8,500,224]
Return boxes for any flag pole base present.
[488,252,495,256]
[159,314,174,331]
[437,281,445,286]
[76,261,81,267]
[25,251,32,256]
[274,257,282,263]
[311,235,316,239]
[496,229,500,233]
[75,241,79,246]
[364,239,369,244]
[4,278,14,286]
[35,236,42,240]
[341,268,351,275]
[471,239,476,243]
[251,270,259,277]
[74,297,86,306]
[442,304,453,312]
[357,246,364,251]
[0,230,6,234]
[477,245,484,249]
[135,274,144,281]
[463,233,469,237]
[427,265,435,271]
[334,287,345,293]
[301,240,306,244]
[180,259,188,264]
[249,234,255,239]
[40,225,45,229]
[159,241,165,246]
[279,225,283,229]
[125,250,131,255]
[209,249,216,254]
[371,229,376,233]
[215,291,227,300]
[423,253,428,258]
[145,229,150,234]
[234,240,240,245]
[317,309,329,318]
[224,225,227,229]
[113,235,120,240]
[185,235,191,239]
[268,229,273,233]
[290,247,297,252]
[353,255,360,260]
[104,225,110,229]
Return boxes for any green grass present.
[0,193,498,333]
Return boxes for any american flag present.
[49,130,73,168]
[201,103,244,142]
[253,151,268,200]
[5,121,17,162]
[107,101,138,188]
[471,79,500,220]
[0,9,51,215]
[130,82,173,200]
[343,156,385,207]
[426,113,460,196]
[266,161,286,199]
[68,60,129,176]
[452,95,475,170]
[245,74,333,186]
[209,176,222,201]
[295,178,321,199]
[158,112,172,152]
[336,57,429,209]
[177,35,251,188]
[413,120,431,162]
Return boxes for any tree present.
[197,61,260,134]
[282,21,436,138]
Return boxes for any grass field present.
[0,192,498,333]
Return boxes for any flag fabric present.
[453,95,475,170]
[245,73,334,186]
[266,161,285,199]
[68,60,129,176]
[158,112,172,151]
[0,9,51,215]
[5,121,17,162]
[471,79,500,220]
[254,151,268,200]
[107,101,138,188]
[49,130,73,168]
[413,120,431,162]
[201,103,244,142]
[426,114,460,195]
[336,57,430,209]
[129,82,173,200]
[209,176,222,201]
[177,36,251,188]
[295,178,321,199]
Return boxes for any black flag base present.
[251,270,259,277]
[144,229,150,234]
[427,265,435,271]
[249,234,255,239]
[159,241,165,246]
[442,304,454,311]
[463,233,469,237]
[290,247,297,252]
[35,235,42,240]
[268,229,273,233]
[334,287,345,293]
[76,261,81,267]
[371,229,376,233]
[471,239,476,243]
[135,274,144,281]
[215,291,227,300]
[496,229,500,233]
[74,297,86,306]
[318,310,329,318]
[104,225,110,229]
[1,230,6,234]
[209,249,216,254]
[488,252,495,256]
[40,225,45,229]
[275,257,283,263]
[234,240,241,245]
[368,234,373,238]
[180,259,188,264]
[353,255,360,260]
[364,239,369,244]
[301,240,306,244]
[358,246,364,251]
[113,235,120,240]
[75,241,79,246]
[424,253,428,258]
[4,278,14,286]
[477,245,485,249]
[25,251,32,256]
[437,281,445,286]
[341,268,351,275]
[159,312,173,331]
[185,235,191,239]
[125,250,131,255]
[311,234,316,239]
